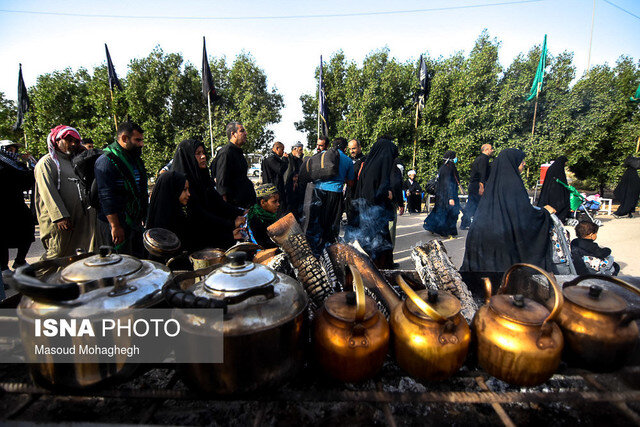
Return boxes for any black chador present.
[173,139,243,250]
[613,156,640,217]
[283,154,303,216]
[461,152,491,228]
[423,151,460,237]
[461,148,552,273]
[536,156,570,222]
[146,170,189,248]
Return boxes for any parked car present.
[248,163,261,177]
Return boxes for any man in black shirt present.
[460,143,493,229]
[404,170,423,213]
[283,142,304,217]
[346,139,365,224]
[212,122,256,209]
[261,141,287,196]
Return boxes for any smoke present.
[343,198,393,259]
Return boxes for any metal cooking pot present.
[164,251,308,394]
[13,246,171,390]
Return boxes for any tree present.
[17,46,284,174]
[0,92,21,142]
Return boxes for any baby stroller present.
[556,179,602,227]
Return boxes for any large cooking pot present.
[13,246,171,390]
[313,266,389,382]
[164,251,308,394]
[474,264,564,386]
[558,275,640,371]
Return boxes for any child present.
[247,184,280,249]
[571,221,619,276]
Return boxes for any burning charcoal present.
[411,240,478,323]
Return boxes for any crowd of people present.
[1,120,639,287]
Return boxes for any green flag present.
[631,81,640,102]
[527,34,547,101]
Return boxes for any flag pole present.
[636,135,639,154]
[207,93,214,157]
[109,88,118,130]
[412,102,419,169]
[531,83,541,137]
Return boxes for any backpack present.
[72,148,104,209]
[299,148,340,183]
[425,173,439,195]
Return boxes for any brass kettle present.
[558,275,640,372]
[313,266,390,382]
[474,263,564,386]
[391,275,471,381]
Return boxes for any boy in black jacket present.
[571,221,619,276]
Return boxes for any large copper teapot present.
[474,264,564,386]
[392,275,471,381]
[558,275,640,371]
[313,266,389,382]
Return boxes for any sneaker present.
[612,214,622,219]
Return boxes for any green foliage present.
[296,31,640,191]
[0,92,21,142]
[13,46,283,174]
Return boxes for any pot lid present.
[60,246,143,282]
[203,252,277,293]
[564,284,626,313]
[325,291,378,324]
[405,289,460,321]
[489,294,549,325]
[144,228,181,252]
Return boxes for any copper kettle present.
[391,275,471,381]
[474,263,564,386]
[313,266,390,382]
[558,275,640,371]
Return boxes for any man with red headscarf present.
[34,125,97,260]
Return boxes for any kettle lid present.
[325,291,378,323]
[203,252,277,292]
[564,284,626,313]
[405,289,461,321]
[60,246,143,282]
[489,294,550,325]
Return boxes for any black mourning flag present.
[202,37,218,103]
[416,54,432,112]
[105,44,122,91]
[13,64,29,131]
[318,55,329,138]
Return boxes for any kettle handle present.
[396,275,447,323]
[348,265,367,324]
[13,253,95,301]
[499,263,564,326]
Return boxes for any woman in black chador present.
[171,139,245,250]
[461,148,553,273]
[613,156,640,218]
[536,156,570,222]
[0,140,35,277]
[147,170,190,249]
[348,137,399,268]
[423,150,460,237]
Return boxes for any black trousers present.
[305,188,343,256]
[407,194,422,213]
